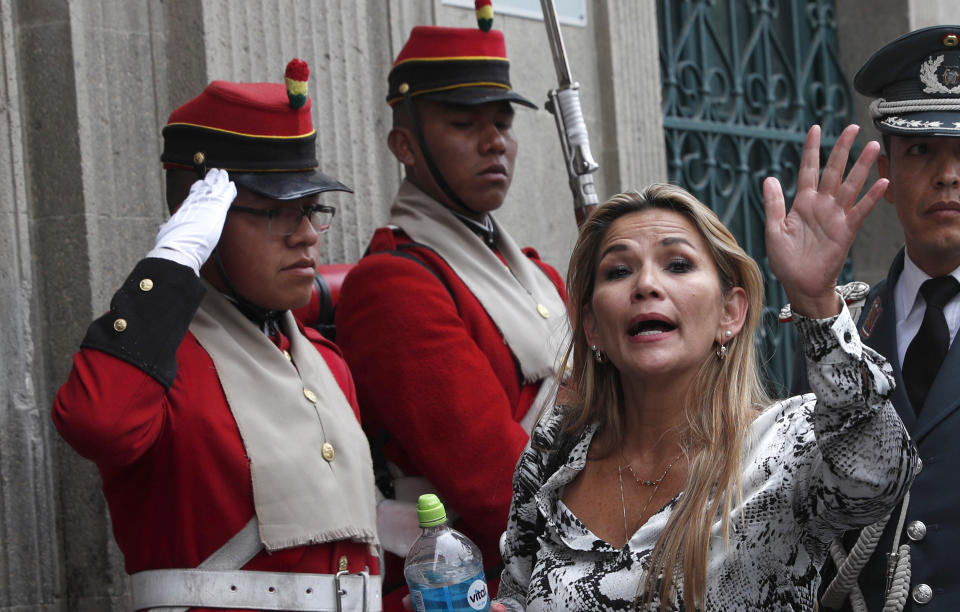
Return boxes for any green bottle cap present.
[416,494,448,527]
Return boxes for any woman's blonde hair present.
[559,184,769,609]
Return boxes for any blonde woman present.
[496,125,917,611]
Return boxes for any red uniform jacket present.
[335,226,566,587]
[53,258,378,612]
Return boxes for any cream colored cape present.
[190,289,378,551]
[388,180,569,384]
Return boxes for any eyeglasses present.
[229,203,336,236]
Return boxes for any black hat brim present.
[229,170,353,200]
[420,86,537,110]
[875,110,960,138]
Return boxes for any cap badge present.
[920,55,960,95]
[945,67,960,88]
[284,58,310,109]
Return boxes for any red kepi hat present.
[386,25,536,109]
[161,59,351,200]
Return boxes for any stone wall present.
[3,0,951,608]
[0,1,663,608]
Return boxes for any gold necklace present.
[617,448,683,545]
[620,447,684,487]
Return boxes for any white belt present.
[130,568,382,611]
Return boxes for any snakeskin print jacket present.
[498,307,918,611]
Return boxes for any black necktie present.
[902,276,960,412]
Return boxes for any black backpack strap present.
[311,273,337,341]
[370,427,395,499]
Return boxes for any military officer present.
[53,60,382,610]
[818,25,960,611]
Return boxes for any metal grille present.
[658,0,854,394]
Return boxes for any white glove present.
[147,168,237,275]
[376,497,422,557]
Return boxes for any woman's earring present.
[591,344,606,364]
[716,330,732,360]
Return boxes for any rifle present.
[539,0,600,227]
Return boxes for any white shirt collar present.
[895,252,928,325]
[896,250,960,324]
[893,250,960,366]
[454,210,493,232]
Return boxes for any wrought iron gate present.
[658,0,854,394]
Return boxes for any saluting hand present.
[763,124,888,319]
[146,168,237,275]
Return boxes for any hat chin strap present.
[211,248,282,333]
[401,92,482,218]
[198,166,281,332]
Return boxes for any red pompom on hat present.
[161,59,351,200]
[285,58,310,82]
[284,58,310,109]
[386,25,535,109]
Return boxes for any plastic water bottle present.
[404,494,490,612]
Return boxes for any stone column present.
[596,0,668,193]
[0,1,64,608]
[0,0,668,608]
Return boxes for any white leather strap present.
[130,568,381,611]
[140,517,266,612]
[200,516,264,570]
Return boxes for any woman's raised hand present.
[763,124,888,318]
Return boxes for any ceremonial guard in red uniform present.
[334,15,568,607]
[53,60,382,611]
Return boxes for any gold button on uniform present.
[139,278,154,292]
[113,318,128,332]
[537,303,550,319]
[321,442,335,462]
[338,555,349,572]
[912,583,933,604]
[303,388,318,403]
[906,520,927,541]
[283,350,292,361]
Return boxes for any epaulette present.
[778,280,871,323]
